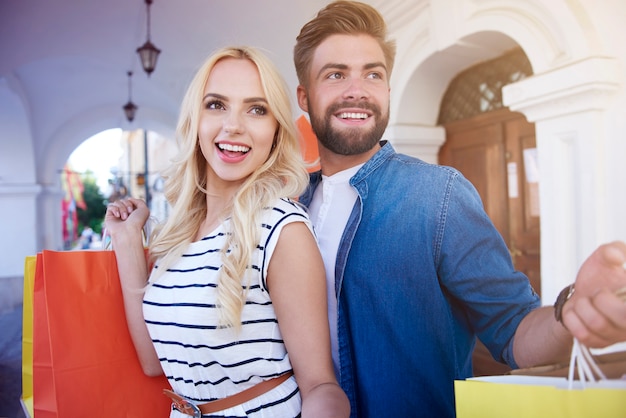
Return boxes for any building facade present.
[1,0,624,311]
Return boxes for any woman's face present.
[198,57,278,189]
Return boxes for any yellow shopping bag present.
[21,255,37,417]
[455,340,626,418]
[455,375,626,418]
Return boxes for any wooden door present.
[439,108,540,375]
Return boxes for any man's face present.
[297,34,390,157]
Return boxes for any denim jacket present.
[300,142,540,418]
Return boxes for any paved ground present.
[0,305,27,418]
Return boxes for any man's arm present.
[513,241,626,368]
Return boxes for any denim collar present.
[349,140,393,186]
[303,140,394,206]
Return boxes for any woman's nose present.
[223,112,244,135]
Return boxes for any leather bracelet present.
[554,283,575,324]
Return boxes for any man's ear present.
[296,85,309,113]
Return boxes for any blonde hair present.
[293,0,396,88]
[149,46,308,330]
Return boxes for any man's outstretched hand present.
[563,241,626,348]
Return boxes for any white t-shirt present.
[308,164,362,376]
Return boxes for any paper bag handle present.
[567,285,626,389]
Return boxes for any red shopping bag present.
[32,250,171,418]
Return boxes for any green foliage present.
[76,171,107,235]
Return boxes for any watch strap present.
[554,283,575,324]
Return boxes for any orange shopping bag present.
[32,250,171,418]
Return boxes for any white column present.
[503,57,622,303]
[384,124,446,164]
[0,184,41,307]
[38,185,64,251]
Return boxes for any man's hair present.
[293,0,396,87]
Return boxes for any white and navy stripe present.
[144,198,311,417]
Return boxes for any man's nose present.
[342,77,370,101]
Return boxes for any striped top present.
[143,198,311,417]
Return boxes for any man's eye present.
[327,72,343,80]
[367,72,383,80]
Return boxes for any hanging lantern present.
[123,71,138,122]
[137,0,161,76]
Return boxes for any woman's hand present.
[105,198,150,239]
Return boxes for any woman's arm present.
[105,198,163,376]
[267,222,350,417]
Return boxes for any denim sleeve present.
[434,169,541,368]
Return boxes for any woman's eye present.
[250,105,267,116]
[206,100,225,110]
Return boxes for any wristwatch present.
[554,284,575,324]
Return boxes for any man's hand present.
[562,241,626,348]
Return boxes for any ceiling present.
[1,0,527,177]
[0,0,356,153]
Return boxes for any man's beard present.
[308,101,389,156]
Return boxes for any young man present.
[293,1,626,417]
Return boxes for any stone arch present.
[388,0,599,128]
[37,104,177,250]
[40,105,177,187]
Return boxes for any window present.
[438,47,532,124]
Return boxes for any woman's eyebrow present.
[202,93,267,104]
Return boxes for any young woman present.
[105,46,349,418]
